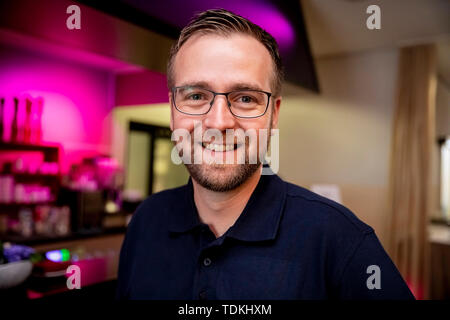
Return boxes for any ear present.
[169,92,174,131]
[271,96,281,130]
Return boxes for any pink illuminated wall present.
[116,70,169,106]
[0,45,115,172]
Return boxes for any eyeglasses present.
[171,86,272,118]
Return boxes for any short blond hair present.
[167,9,284,96]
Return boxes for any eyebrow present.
[177,81,266,92]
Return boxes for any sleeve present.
[115,226,133,300]
[335,231,415,300]
[115,204,143,300]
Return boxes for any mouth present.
[201,142,240,152]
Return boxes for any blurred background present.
[0,0,449,300]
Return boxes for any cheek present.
[238,117,271,132]
[172,114,197,132]
[239,118,271,151]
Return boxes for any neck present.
[192,166,262,238]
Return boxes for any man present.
[117,9,414,300]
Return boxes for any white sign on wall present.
[310,184,343,204]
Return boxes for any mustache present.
[172,131,268,165]
[170,121,273,165]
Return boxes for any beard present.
[185,161,261,192]
[182,117,272,192]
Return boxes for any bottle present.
[11,97,19,143]
[1,162,14,204]
[19,208,33,238]
[0,240,5,264]
[24,97,32,143]
[0,97,4,142]
[35,97,44,144]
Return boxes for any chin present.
[186,162,260,192]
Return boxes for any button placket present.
[199,290,207,300]
[203,257,212,267]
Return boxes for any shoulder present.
[280,177,374,236]
[141,184,188,206]
[143,183,188,207]
[279,177,382,281]
[128,183,189,226]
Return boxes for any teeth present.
[202,143,235,152]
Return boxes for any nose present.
[203,94,237,131]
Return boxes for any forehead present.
[173,33,274,91]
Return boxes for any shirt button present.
[199,291,207,300]
[203,257,212,267]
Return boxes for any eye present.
[239,96,253,103]
[188,93,203,100]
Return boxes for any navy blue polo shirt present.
[116,174,414,300]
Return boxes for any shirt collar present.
[167,178,200,233]
[168,172,287,242]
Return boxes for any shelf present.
[0,142,60,162]
[0,142,61,212]
[8,173,60,178]
[0,226,127,246]
[6,173,61,185]
[0,201,57,211]
[0,141,60,152]
[27,279,118,300]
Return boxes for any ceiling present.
[77,0,450,87]
[300,0,449,57]
[301,0,450,85]
[76,0,319,92]
[78,0,300,50]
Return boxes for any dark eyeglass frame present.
[171,86,272,119]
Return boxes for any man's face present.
[170,33,281,191]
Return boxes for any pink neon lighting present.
[0,46,115,172]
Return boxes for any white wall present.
[112,103,171,169]
[278,48,399,244]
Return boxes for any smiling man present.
[116,9,414,300]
